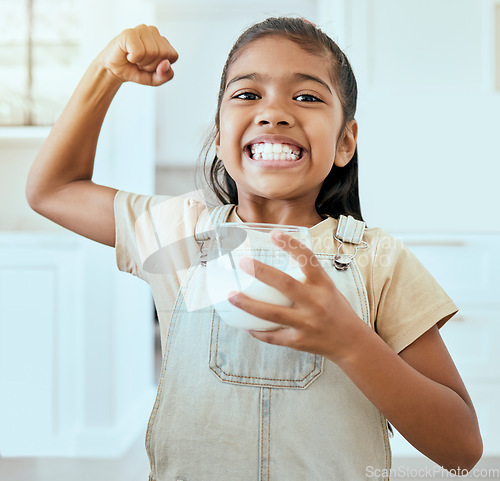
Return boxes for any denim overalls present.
[145,205,391,481]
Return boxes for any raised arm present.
[26,25,178,246]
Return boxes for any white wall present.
[345,0,500,233]
[0,132,63,231]
[0,0,158,458]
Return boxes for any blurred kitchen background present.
[0,0,499,479]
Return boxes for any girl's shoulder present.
[360,224,438,291]
[363,226,406,255]
[361,225,419,277]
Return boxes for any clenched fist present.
[98,24,179,86]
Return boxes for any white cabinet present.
[0,234,156,457]
[0,236,82,455]
[388,233,500,458]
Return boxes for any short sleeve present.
[371,230,458,353]
[114,190,163,280]
[113,190,207,283]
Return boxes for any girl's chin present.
[244,183,303,200]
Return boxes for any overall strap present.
[195,204,235,243]
[335,215,366,245]
[333,215,367,271]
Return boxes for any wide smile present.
[244,141,308,169]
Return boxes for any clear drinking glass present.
[206,223,312,331]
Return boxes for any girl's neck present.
[235,201,325,228]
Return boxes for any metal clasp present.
[333,236,368,270]
[199,239,208,266]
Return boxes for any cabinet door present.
[398,234,500,309]
[0,237,82,455]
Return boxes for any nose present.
[254,100,295,127]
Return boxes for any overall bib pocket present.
[209,311,323,389]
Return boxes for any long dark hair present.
[200,17,363,221]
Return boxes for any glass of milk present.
[206,223,312,331]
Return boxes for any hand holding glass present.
[206,223,312,330]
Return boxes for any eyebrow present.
[226,72,333,94]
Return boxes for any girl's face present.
[215,35,357,205]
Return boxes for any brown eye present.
[295,94,321,102]
[233,92,260,100]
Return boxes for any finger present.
[163,37,179,64]
[136,25,160,69]
[120,28,146,65]
[123,27,175,85]
[249,327,300,348]
[153,27,179,64]
[150,58,174,86]
[239,257,310,303]
[124,62,172,87]
[271,231,328,283]
[228,290,301,329]
[138,26,179,73]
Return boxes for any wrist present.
[91,58,125,89]
[70,58,124,110]
[326,317,378,367]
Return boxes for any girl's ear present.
[334,120,358,167]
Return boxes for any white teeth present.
[250,142,300,155]
[248,142,303,161]
[252,152,300,161]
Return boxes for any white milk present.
[206,254,306,331]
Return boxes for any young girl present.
[26,17,482,481]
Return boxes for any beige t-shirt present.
[114,190,458,354]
